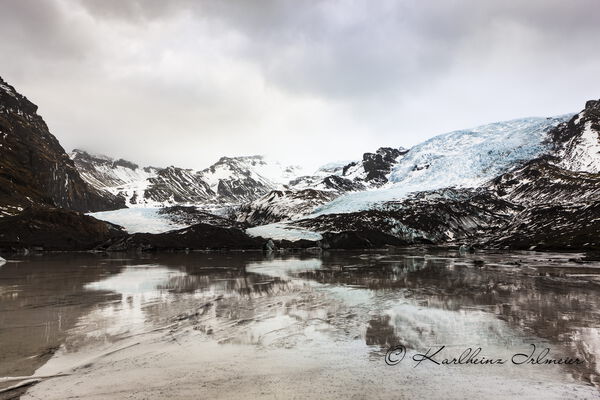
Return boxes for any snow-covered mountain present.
[4,71,597,252]
[71,150,305,207]
[237,147,408,225]
[240,116,568,228]
[70,150,158,206]
[197,155,304,202]
[311,116,570,216]
[250,101,600,250]
[66,88,599,252]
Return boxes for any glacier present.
[89,208,188,234]
[311,115,572,216]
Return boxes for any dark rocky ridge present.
[318,230,409,249]
[158,205,247,229]
[341,147,408,185]
[102,223,264,252]
[237,189,339,225]
[145,166,215,203]
[71,149,143,174]
[205,156,275,202]
[0,77,124,216]
[492,159,600,205]
[0,207,126,251]
[484,201,600,250]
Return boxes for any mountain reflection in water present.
[1,249,599,396]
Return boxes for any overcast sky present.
[1,0,599,170]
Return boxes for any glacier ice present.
[246,223,323,241]
[89,208,187,234]
[312,115,572,216]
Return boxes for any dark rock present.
[0,207,126,252]
[491,159,600,204]
[158,205,248,229]
[483,201,600,251]
[145,166,214,204]
[319,230,408,249]
[294,188,517,245]
[342,161,358,176]
[321,175,366,192]
[112,158,139,170]
[102,223,264,251]
[237,189,338,225]
[0,77,124,215]
[361,147,408,184]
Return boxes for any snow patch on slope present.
[558,120,600,173]
[198,155,305,191]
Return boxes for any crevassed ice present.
[312,115,572,216]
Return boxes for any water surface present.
[1,249,599,398]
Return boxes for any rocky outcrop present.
[361,147,409,184]
[341,147,408,186]
[492,159,600,205]
[102,223,265,251]
[237,189,339,225]
[158,205,247,229]
[483,201,600,251]
[145,166,215,204]
[0,207,126,251]
[0,77,124,216]
[319,230,409,249]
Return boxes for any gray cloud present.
[1,0,599,170]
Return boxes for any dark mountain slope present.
[0,207,126,251]
[0,77,124,216]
